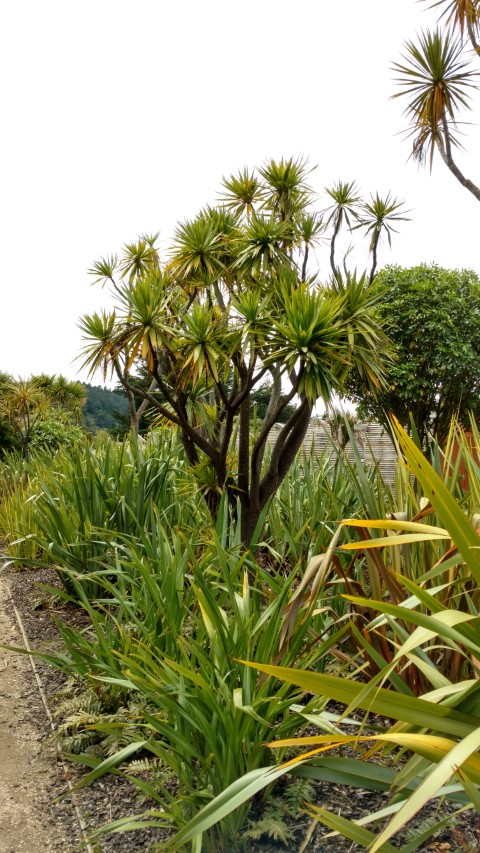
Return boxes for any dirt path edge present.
[0,574,87,853]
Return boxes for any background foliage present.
[346,264,480,445]
[82,383,129,433]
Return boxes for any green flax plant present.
[26,512,337,852]
[263,434,393,567]
[34,514,195,705]
[255,419,480,849]
[1,429,204,598]
[0,447,67,562]
[275,417,480,692]
[264,445,356,564]
[153,419,480,851]
[261,424,398,647]
[0,450,28,501]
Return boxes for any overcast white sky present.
[2,0,480,385]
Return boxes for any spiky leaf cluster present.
[392,2,480,202]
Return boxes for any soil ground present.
[0,574,79,853]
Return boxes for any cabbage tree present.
[79,159,400,546]
[392,2,480,200]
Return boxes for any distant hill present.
[82,384,128,433]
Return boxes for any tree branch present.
[113,360,138,430]
[466,15,480,55]
[136,379,158,418]
[438,116,480,202]
[121,367,220,465]
[258,398,312,507]
[237,364,251,502]
[369,230,380,284]
[230,364,269,411]
[330,219,342,281]
[301,244,309,281]
[250,381,298,489]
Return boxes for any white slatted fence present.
[267,419,398,482]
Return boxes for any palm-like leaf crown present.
[198,207,242,279]
[87,255,119,286]
[169,218,224,281]
[120,237,160,284]
[47,376,86,421]
[77,311,119,380]
[327,271,392,392]
[294,212,326,248]
[324,180,362,230]
[267,279,347,403]
[235,215,290,277]
[116,276,175,371]
[425,0,480,37]
[258,157,315,222]
[355,192,409,250]
[392,28,479,165]
[219,167,261,220]
[0,379,47,418]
